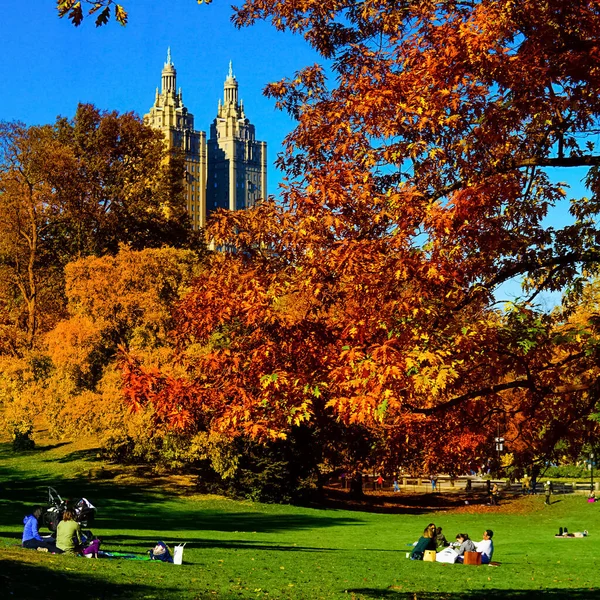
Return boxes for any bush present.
[11,423,35,451]
[195,431,322,504]
[544,464,590,479]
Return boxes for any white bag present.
[436,547,459,564]
[173,543,186,565]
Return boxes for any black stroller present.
[42,487,97,533]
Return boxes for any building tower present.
[207,62,267,216]
[144,49,207,229]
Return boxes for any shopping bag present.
[423,550,436,562]
[464,551,482,565]
[173,543,186,565]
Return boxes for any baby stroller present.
[42,487,97,533]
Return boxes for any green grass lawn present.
[1,439,600,599]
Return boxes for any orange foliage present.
[122,0,600,473]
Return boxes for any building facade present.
[144,51,267,229]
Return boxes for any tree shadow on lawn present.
[320,487,494,514]
[97,533,340,553]
[98,508,364,534]
[347,588,599,599]
[50,448,104,463]
[0,468,177,528]
[0,555,177,600]
[0,461,364,537]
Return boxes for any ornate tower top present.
[162,47,176,94]
[145,49,196,133]
[223,60,239,106]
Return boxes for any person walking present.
[544,480,553,505]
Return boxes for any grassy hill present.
[1,433,599,599]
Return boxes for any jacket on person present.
[456,539,476,557]
[411,536,436,560]
[22,514,43,544]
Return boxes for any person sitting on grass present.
[410,523,437,560]
[454,533,476,563]
[435,527,450,549]
[475,529,494,564]
[56,510,81,555]
[22,506,56,552]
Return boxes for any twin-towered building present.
[144,50,267,229]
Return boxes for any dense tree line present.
[3,1,600,501]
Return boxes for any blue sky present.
[1,1,591,307]
[0,0,322,196]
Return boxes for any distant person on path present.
[430,475,437,492]
[475,529,494,564]
[410,523,437,560]
[521,474,531,495]
[22,506,55,551]
[393,478,400,492]
[454,533,476,563]
[56,510,81,555]
[377,475,384,490]
[490,483,499,506]
[544,481,552,505]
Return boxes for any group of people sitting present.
[21,505,97,556]
[411,522,494,564]
[22,504,176,561]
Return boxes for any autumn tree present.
[0,122,77,351]
[53,104,193,257]
[118,1,600,477]
[34,246,204,449]
[0,104,195,353]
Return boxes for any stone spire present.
[162,47,177,95]
[223,60,238,106]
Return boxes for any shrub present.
[544,464,590,479]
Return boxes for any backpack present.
[149,541,173,563]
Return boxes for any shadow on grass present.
[92,533,339,552]
[347,588,599,599]
[320,487,490,515]
[0,556,177,600]
[51,448,104,464]
[0,445,365,536]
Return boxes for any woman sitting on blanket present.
[410,523,437,560]
[455,533,476,563]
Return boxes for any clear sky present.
[0,0,322,197]
[1,1,590,307]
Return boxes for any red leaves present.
[112,0,600,473]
